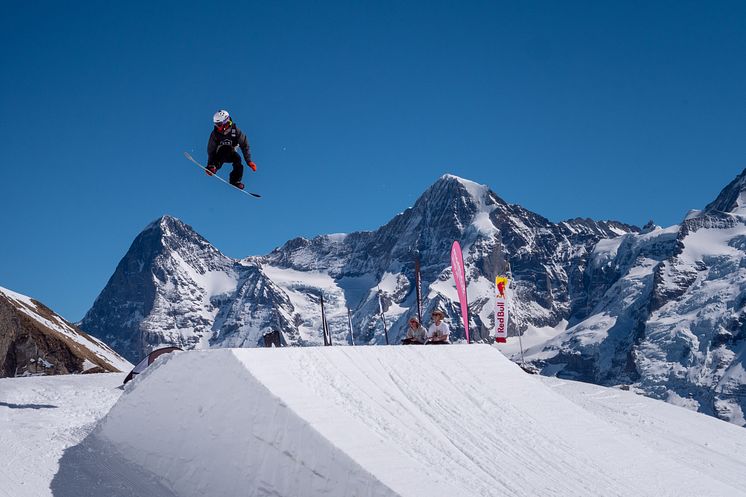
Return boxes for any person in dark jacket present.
[206,109,257,190]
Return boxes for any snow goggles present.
[215,119,232,132]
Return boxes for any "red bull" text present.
[495,301,506,334]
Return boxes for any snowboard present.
[183,152,261,198]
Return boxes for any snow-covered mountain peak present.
[409,173,504,242]
[143,214,175,231]
[158,215,187,238]
[438,173,491,198]
[430,173,493,204]
[141,215,234,273]
[146,215,210,247]
[439,173,462,181]
[266,174,502,275]
[141,214,191,241]
[703,167,746,217]
[137,215,193,253]
[80,216,241,362]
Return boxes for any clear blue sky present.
[1,0,744,321]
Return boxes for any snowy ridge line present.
[80,173,641,354]
[59,346,746,497]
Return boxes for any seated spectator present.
[401,317,427,344]
[426,309,450,344]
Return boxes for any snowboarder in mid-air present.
[206,110,257,190]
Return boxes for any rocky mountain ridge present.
[0,286,130,377]
[530,169,746,425]
[81,175,638,360]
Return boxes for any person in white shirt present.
[426,309,450,344]
[401,317,427,344]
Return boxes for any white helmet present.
[213,110,231,129]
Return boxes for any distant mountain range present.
[0,286,130,377]
[78,171,746,426]
[529,170,746,426]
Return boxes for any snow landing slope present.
[50,346,746,497]
[0,373,124,497]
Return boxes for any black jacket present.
[207,125,251,166]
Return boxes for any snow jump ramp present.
[53,345,746,497]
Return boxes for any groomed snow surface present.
[3,346,746,497]
[0,373,124,497]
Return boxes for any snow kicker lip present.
[66,349,400,497]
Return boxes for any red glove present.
[248,161,257,172]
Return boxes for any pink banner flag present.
[450,241,470,343]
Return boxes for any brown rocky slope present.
[0,286,131,377]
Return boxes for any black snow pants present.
[213,145,244,185]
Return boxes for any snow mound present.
[54,346,746,497]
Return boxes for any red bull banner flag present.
[494,276,509,343]
[450,241,470,343]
